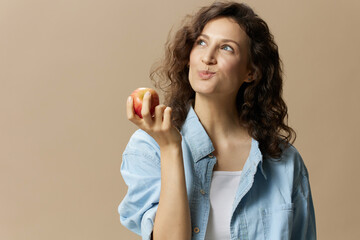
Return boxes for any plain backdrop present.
[1,0,360,239]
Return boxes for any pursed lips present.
[198,70,216,80]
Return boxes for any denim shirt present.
[118,106,316,240]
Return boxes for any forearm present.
[153,145,191,240]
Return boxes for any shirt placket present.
[191,154,216,240]
[230,161,260,240]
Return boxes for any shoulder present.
[281,143,308,175]
[264,143,309,185]
[123,129,160,164]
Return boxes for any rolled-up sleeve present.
[291,164,317,240]
[118,130,161,240]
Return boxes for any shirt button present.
[208,153,214,158]
[200,189,206,195]
[193,227,200,234]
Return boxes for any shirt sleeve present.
[291,162,317,240]
[118,130,161,240]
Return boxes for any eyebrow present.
[199,34,241,49]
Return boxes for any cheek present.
[229,58,248,76]
[219,59,241,76]
[188,51,198,78]
[189,50,197,66]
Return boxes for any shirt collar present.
[180,106,215,162]
[180,105,267,179]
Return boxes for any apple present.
[131,87,160,118]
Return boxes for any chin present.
[190,78,218,94]
[193,85,218,96]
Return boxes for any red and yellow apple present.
[131,88,160,118]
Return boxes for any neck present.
[193,93,249,143]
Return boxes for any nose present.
[201,48,217,65]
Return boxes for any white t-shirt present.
[205,171,242,240]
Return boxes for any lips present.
[198,70,216,80]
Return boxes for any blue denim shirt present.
[118,106,316,240]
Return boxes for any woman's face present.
[188,17,252,96]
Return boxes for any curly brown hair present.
[150,1,296,159]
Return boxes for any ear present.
[244,69,254,83]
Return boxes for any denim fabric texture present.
[118,106,316,240]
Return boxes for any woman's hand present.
[127,91,182,148]
[127,91,191,240]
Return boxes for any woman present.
[119,2,316,240]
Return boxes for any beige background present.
[1,0,359,239]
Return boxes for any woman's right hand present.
[126,91,182,148]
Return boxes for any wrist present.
[160,143,182,154]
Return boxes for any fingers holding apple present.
[140,91,155,123]
[131,87,159,119]
[126,95,139,123]
[154,104,167,125]
[127,87,182,147]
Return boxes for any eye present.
[221,45,234,52]
[196,39,206,46]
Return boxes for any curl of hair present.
[150,1,296,159]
